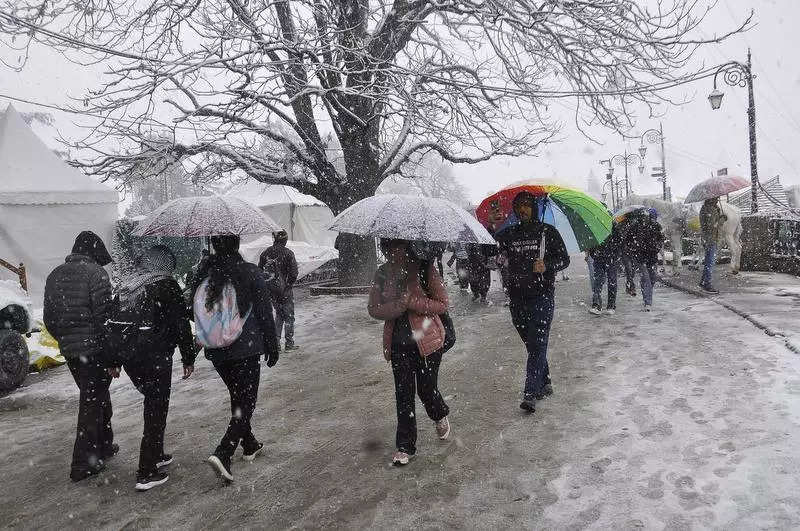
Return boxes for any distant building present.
[728,175,792,215]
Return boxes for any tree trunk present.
[325,127,382,286]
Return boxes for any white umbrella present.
[329,194,496,244]
[133,195,281,237]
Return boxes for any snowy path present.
[2,263,800,529]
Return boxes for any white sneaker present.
[392,451,410,466]
[604,308,616,315]
[435,417,451,440]
[588,307,601,315]
[643,305,652,312]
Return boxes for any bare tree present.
[378,153,471,208]
[0,0,749,282]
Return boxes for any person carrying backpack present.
[258,229,299,350]
[110,245,196,491]
[368,239,451,467]
[193,235,280,482]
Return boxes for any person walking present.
[620,220,638,297]
[623,210,663,311]
[43,231,117,482]
[259,229,299,351]
[588,222,622,315]
[699,198,725,294]
[368,239,451,467]
[466,243,492,304]
[495,192,570,413]
[115,245,197,491]
[193,235,280,482]
[446,241,470,292]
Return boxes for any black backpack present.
[261,256,287,299]
[106,285,158,364]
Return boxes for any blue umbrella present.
[496,200,581,254]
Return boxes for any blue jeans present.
[639,262,657,306]
[592,259,618,309]
[701,244,717,287]
[509,294,554,398]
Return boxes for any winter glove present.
[265,346,279,368]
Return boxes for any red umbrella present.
[684,175,749,203]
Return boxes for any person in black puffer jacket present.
[43,231,116,482]
[621,209,663,311]
[588,222,623,315]
[115,245,197,491]
[192,235,280,482]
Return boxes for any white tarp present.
[240,235,338,280]
[0,105,119,304]
[224,181,337,247]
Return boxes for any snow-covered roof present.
[728,176,790,215]
[0,105,118,205]
[223,181,327,208]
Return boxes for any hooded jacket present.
[495,192,570,299]
[258,239,299,301]
[43,232,113,361]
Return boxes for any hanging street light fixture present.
[639,124,670,201]
[708,48,759,213]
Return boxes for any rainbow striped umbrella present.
[476,181,612,252]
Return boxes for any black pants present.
[66,356,113,474]
[469,266,491,298]
[213,356,261,459]
[391,345,449,455]
[124,352,172,476]
[509,294,555,399]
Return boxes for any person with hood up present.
[495,192,570,413]
[115,245,197,491]
[368,239,451,467]
[43,231,117,482]
[193,235,280,482]
[699,198,726,293]
[621,209,663,311]
[588,222,622,315]
[259,229,299,350]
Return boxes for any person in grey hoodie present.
[115,245,196,491]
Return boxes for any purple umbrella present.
[684,175,750,203]
[133,195,281,237]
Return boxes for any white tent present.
[0,105,119,303]
[224,181,337,247]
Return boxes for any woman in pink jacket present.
[368,239,451,466]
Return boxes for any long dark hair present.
[195,235,252,315]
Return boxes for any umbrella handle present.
[539,200,547,260]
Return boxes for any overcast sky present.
[1,0,797,205]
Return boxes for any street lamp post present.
[600,151,644,208]
[639,123,669,201]
[708,48,759,214]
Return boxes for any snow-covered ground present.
[2,261,800,528]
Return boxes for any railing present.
[0,258,27,292]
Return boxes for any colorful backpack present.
[193,278,251,348]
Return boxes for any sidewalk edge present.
[659,277,800,354]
